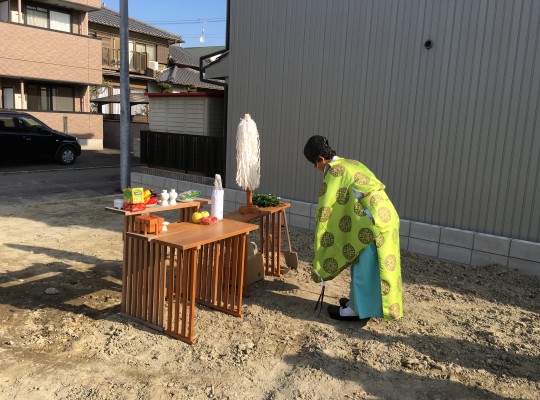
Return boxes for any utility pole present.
[119,0,131,190]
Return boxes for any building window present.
[146,44,156,62]
[129,42,155,70]
[26,5,48,28]
[27,84,74,112]
[50,10,70,32]
[25,5,71,33]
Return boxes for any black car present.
[0,110,81,165]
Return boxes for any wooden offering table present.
[105,198,211,237]
[225,202,291,276]
[123,219,258,344]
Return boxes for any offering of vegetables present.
[200,216,218,225]
[178,190,201,201]
[143,189,158,205]
[252,193,281,207]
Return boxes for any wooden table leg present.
[276,210,282,276]
[264,214,270,275]
[187,247,198,344]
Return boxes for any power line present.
[145,18,226,25]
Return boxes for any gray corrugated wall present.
[224,0,540,242]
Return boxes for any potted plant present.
[158,82,172,93]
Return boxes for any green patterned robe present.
[312,158,403,321]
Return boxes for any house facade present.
[133,0,540,275]
[88,6,181,119]
[156,44,224,93]
[0,0,103,149]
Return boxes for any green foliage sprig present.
[252,193,282,207]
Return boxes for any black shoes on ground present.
[327,299,371,325]
[339,297,349,308]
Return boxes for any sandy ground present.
[0,195,538,400]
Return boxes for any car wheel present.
[56,146,77,165]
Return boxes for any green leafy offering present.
[252,193,282,207]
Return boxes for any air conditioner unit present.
[148,61,159,71]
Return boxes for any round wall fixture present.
[424,40,433,49]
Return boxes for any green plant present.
[158,82,172,93]
[252,193,281,207]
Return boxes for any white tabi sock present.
[340,306,359,317]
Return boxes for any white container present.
[211,189,224,220]
[169,189,177,205]
[113,199,123,209]
[159,190,169,206]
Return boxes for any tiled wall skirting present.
[132,173,540,276]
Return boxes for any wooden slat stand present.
[195,236,246,316]
[121,220,257,345]
[163,245,198,344]
[225,202,291,276]
[122,233,165,332]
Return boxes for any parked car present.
[0,110,81,165]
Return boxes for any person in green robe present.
[303,136,403,322]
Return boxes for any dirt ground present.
[0,195,538,400]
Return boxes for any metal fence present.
[140,130,224,177]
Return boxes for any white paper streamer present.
[235,114,260,191]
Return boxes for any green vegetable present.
[252,193,282,207]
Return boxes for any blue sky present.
[102,0,227,48]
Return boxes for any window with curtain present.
[52,87,74,111]
[146,45,156,62]
[94,86,109,114]
[27,84,74,112]
[26,5,48,28]
[112,87,121,114]
[129,42,134,69]
[25,5,71,33]
[49,10,70,32]
[131,89,146,116]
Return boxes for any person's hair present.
[320,145,337,161]
[303,135,337,164]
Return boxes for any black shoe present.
[327,305,371,325]
[339,297,349,308]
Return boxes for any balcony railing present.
[102,48,120,68]
[140,130,224,177]
[101,48,148,73]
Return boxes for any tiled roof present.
[90,93,149,104]
[157,66,223,90]
[169,45,200,68]
[89,6,181,41]
[186,46,226,58]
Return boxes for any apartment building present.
[0,0,104,149]
[88,6,181,119]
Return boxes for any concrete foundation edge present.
[131,173,540,277]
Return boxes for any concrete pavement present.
[0,148,139,174]
[0,149,140,206]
